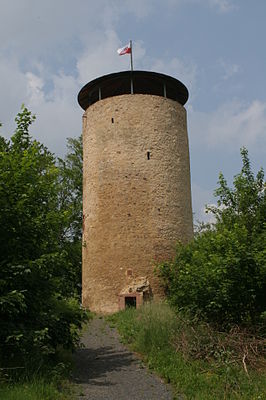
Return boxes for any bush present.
[109,303,266,400]
[158,148,266,326]
[0,106,87,370]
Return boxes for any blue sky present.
[0,0,265,222]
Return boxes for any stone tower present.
[78,71,193,313]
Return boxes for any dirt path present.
[72,317,173,400]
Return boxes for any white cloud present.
[0,0,150,154]
[219,59,240,80]
[77,28,147,86]
[208,0,236,13]
[169,0,236,13]
[192,183,216,224]
[78,30,131,85]
[0,0,256,163]
[0,53,81,155]
[0,1,150,58]
[117,0,152,19]
[0,0,155,138]
[26,72,45,106]
[0,56,28,136]
[190,100,266,149]
[26,70,82,155]
[151,57,197,98]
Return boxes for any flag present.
[117,43,131,56]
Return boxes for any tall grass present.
[0,379,70,400]
[0,352,74,399]
[108,302,266,400]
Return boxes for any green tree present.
[158,148,266,326]
[58,135,82,241]
[57,135,83,297]
[0,106,86,368]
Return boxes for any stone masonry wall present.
[82,94,193,313]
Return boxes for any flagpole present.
[130,40,133,72]
[130,40,134,94]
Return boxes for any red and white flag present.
[117,43,131,56]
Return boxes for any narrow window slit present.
[147,151,150,160]
[111,117,114,123]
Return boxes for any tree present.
[158,148,266,326]
[58,135,82,241]
[57,135,83,297]
[0,106,86,368]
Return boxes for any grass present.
[108,302,266,400]
[0,352,74,400]
[0,314,93,400]
[0,379,71,400]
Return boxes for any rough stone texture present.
[82,94,193,313]
[120,276,150,295]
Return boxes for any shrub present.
[158,148,266,326]
[0,106,87,371]
[110,303,266,399]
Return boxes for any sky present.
[0,0,265,223]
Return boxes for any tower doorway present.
[125,296,136,308]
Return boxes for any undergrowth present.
[108,302,266,400]
[0,314,92,399]
[0,345,79,399]
[0,379,71,400]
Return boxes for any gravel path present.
[72,317,173,400]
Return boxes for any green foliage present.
[0,106,86,371]
[57,135,83,297]
[0,360,74,400]
[0,380,71,400]
[109,303,266,400]
[158,148,266,326]
[58,135,82,242]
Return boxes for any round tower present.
[78,71,193,313]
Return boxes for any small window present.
[147,151,150,160]
[111,117,114,123]
[125,296,136,308]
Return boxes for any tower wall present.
[82,94,193,313]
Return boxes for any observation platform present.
[78,70,189,110]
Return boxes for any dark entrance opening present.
[125,296,136,308]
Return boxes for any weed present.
[108,302,266,400]
[0,378,72,400]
